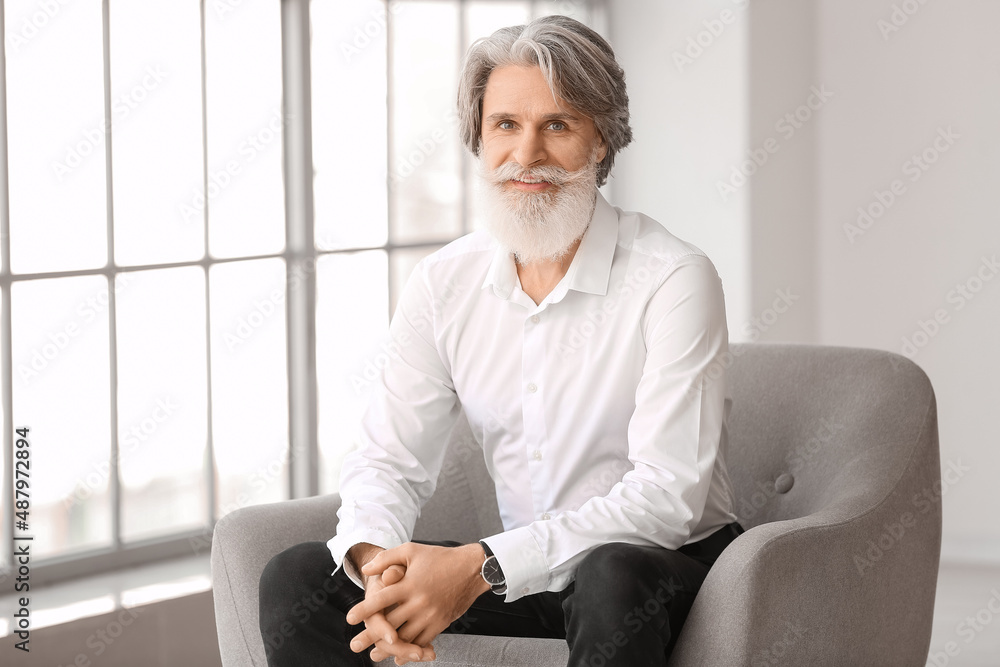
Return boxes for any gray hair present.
[457,15,632,187]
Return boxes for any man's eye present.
[549,121,566,131]
[498,120,514,130]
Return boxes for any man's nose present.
[512,128,547,169]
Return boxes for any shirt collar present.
[482,190,619,301]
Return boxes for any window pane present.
[210,259,289,517]
[205,1,285,258]
[316,251,388,494]
[390,245,441,315]
[5,0,106,274]
[111,0,205,266]
[116,267,208,541]
[462,2,534,236]
[311,0,389,250]
[12,276,113,558]
[465,1,530,51]
[390,0,463,244]
[533,1,592,23]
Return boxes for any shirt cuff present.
[327,528,402,591]
[481,527,549,603]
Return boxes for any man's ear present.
[595,137,608,163]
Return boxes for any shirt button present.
[527,383,538,393]
[541,512,551,520]
[532,450,542,461]
[522,587,530,595]
[530,315,540,324]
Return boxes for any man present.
[259,15,742,666]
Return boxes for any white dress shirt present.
[328,191,738,603]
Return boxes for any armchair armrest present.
[212,494,343,667]
[670,489,940,666]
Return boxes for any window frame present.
[0,0,602,588]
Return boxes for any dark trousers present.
[258,522,743,667]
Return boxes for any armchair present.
[212,343,941,666]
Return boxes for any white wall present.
[609,0,1000,564]
[814,0,1000,563]
[746,0,817,342]
[605,0,751,335]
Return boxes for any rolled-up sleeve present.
[482,253,730,602]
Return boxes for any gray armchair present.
[212,343,941,666]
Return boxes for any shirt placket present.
[521,306,552,523]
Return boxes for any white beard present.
[475,151,599,265]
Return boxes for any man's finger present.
[349,625,397,654]
[400,637,436,662]
[369,637,429,664]
[370,639,432,665]
[354,611,429,661]
[383,601,424,641]
[346,585,406,625]
[349,611,397,653]
[412,626,444,652]
[381,563,405,586]
[388,645,433,666]
[362,543,410,577]
[373,613,435,663]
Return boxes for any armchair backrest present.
[413,343,940,544]
[724,343,938,530]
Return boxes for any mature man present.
[259,15,742,667]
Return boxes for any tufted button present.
[775,473,794,494]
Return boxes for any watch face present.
[482,557,505,586]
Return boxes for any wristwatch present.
[479,540,507,595]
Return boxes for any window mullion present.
[199,0,218,527]
[458,0,470,236]
[385,0,396,322]
[101,0,123,551]
[0,0,15,576]
[282,0,318,499]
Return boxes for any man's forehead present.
[483,65,577,116]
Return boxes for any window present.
[310,0,602,493]
[0,0,600,585]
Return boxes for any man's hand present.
[347,542,490,658]
[346,544,435,664]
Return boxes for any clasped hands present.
[346,542,489,665]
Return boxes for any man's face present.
[475,65,607,265]
[480,65,607,187]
